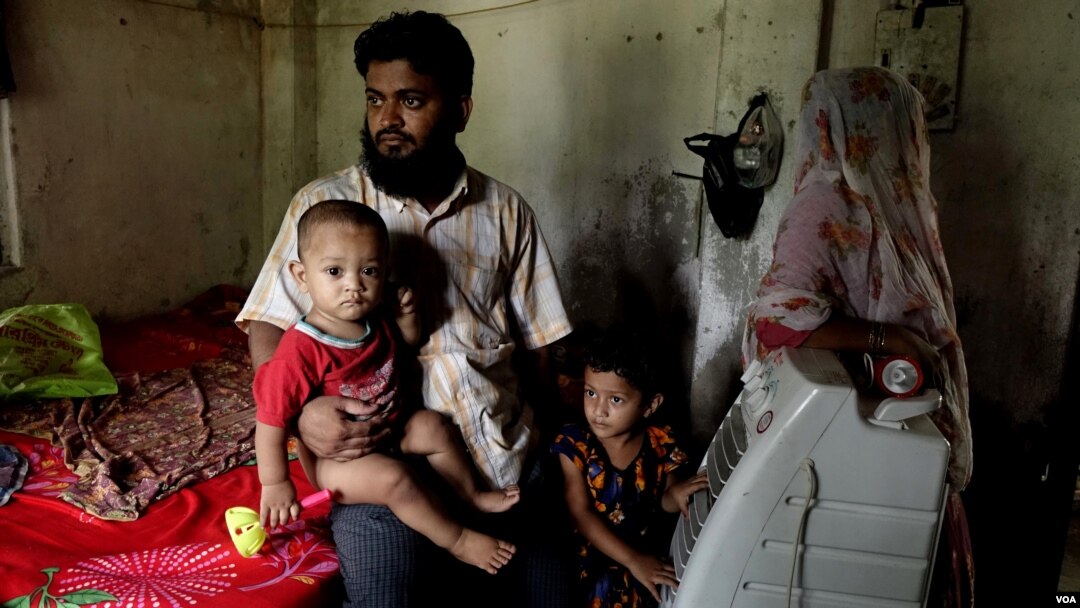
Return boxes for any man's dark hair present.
[584,327,661,398]
[296,200,389,261]
[354,11,475,99]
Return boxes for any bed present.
[0,286,341,608]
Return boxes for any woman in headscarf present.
[743,67,973,606]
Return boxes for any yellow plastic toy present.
[225,489,332,557]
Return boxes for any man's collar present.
[386,167,470,214]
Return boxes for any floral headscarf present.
[743,67,971,490]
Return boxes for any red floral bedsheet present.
[0,430,339,607]
[0,286,340,606]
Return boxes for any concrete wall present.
[0,0,263,319]
[688,0,824,443]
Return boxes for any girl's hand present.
[627,553,679,603]
[260,480,300,529]
[664,471,710,518]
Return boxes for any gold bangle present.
[869,322,884,356]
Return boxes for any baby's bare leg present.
[316,454,515,574]
[399,410,520,513]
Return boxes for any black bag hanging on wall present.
[684,93,782,239]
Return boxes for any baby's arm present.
[255,421,300,528]
[558,454,678,602]
[394,285,421,346]
[662,471,710,518]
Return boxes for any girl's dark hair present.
[353,11,475,100]
[584,327,660,398]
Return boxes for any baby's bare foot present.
[472,484,521,513]
[449,529,516,575]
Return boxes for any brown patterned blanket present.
[0,350,255,520]
[0,286,258,520]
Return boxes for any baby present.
[553,329,709,606]
[253,200,518,574]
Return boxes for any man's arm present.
[394,286,421,347]
[503,200,573,437]
[249,320,286,369]
[248,320,392,460]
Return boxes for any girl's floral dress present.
[552,424,688,608]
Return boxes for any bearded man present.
[236,10,574,608]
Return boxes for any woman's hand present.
[296,396,392,462]
[801,317,941,382]
[260,480,299,529]
[627,553,679,602]
[884,324,941,379]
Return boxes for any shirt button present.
[456,392,465,401]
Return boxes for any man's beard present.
[360,122,465,201]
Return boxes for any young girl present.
[552,330,709,607]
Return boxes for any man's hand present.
[296,396,393,461]
[394,285,421,346]
[397,285,416,316]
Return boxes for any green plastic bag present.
[0,303,118,400]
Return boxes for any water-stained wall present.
[688,0,825,444]
[0,0,263,319]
